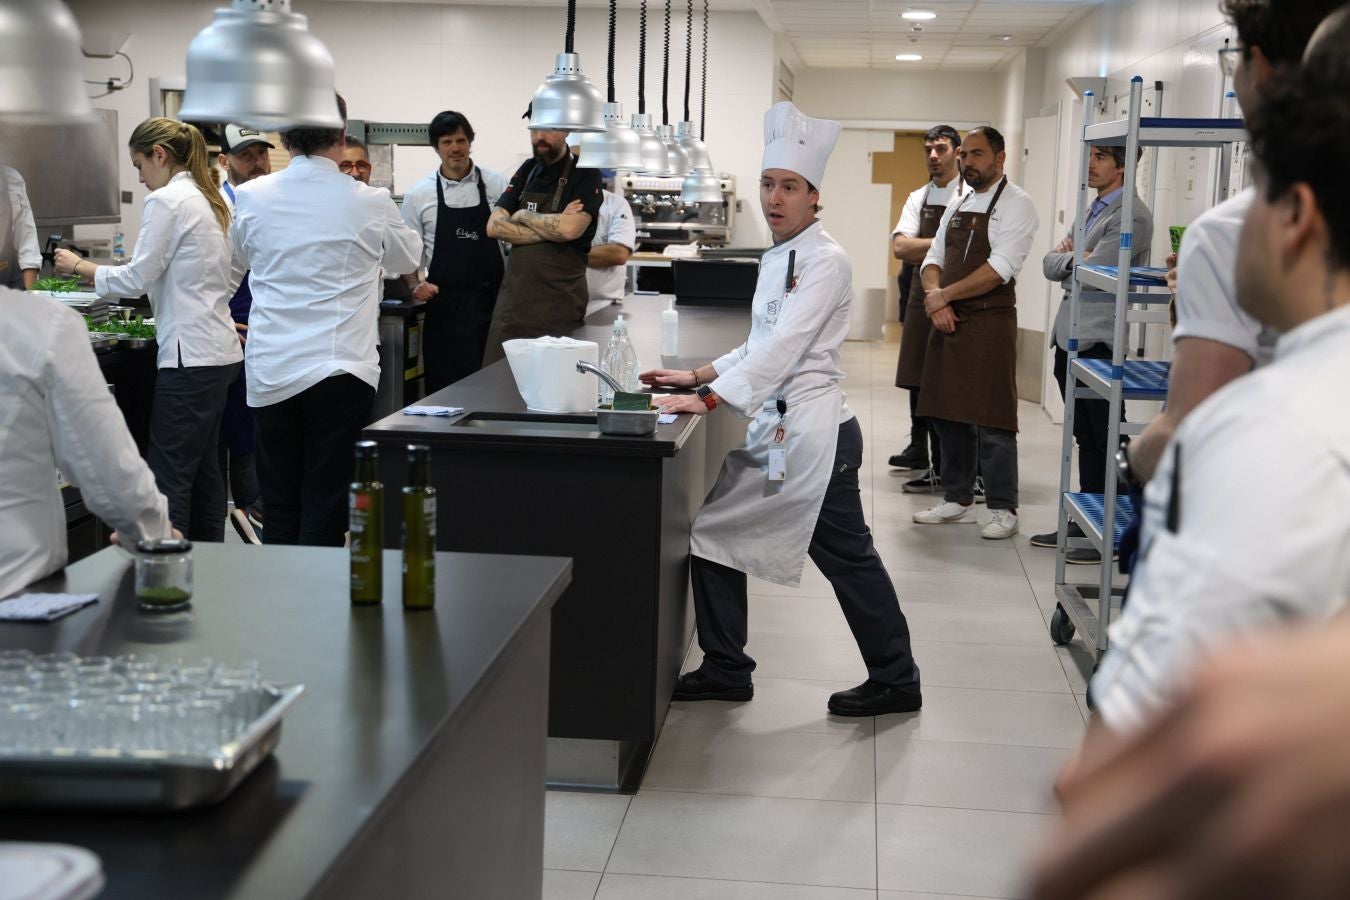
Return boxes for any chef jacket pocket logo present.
[526,201,538,212]
[455,228,480,240]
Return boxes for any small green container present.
[135,538,193,612]
[1169,225,1187,256]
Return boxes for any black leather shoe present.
[672,670,753,702]
[1030,521,1085,549]
[888,444,929,471]
[828,680,922,717]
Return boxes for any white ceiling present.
[758,0,1106,71]
[321,0,1104,71]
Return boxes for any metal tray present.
[595,406,658,436]
[87,332,119,351]
[115,336,156,350]
[0,683,304,811]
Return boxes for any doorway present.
[870,132,932,334]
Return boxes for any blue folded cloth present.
[403,406,463,417]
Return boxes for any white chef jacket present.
[231,155,422,407]
[921,177,1039,283]
[1172,188,1279,365]
[1092,303,1350,733]
[585,190,637,302]
[892,176,967,238]
[0,288,172,597]
[2,166,41,272]
[400,163,507,271]
[94,171,244,370]
[691,221,853,587]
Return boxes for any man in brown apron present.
[911,126,1040,541]
[483,111,604,366]
[891,125,966,489]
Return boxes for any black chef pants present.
[149,362,239,541]
[907,388,940,470]
[691,417,921,689]
[1053,343,1122,494]
[251,374,375,547]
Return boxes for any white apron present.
[690,221,854,587]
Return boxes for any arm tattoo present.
[515,210,566,239]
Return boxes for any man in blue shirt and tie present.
[1030,145,1153,561]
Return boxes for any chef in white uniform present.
[585,188,636,312]
[1,165,40,290]
[642,102,922,717]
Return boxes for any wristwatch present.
[1116,445,1142,490]
[696,385,718,411]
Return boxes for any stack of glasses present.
[0,651,267,759]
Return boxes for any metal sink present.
[453,411,600,432]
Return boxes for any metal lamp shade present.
[0,0,92,123]
[529,53,606,133]
[674,121,712,171]
[680,168,722,204]
[179,2,341,129]
[657,124,691,178]
[631,113,672,176]
[577,102,644,169]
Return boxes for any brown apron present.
[894,183,952,388]
[915,177,1019,433]
[481,153,590,365]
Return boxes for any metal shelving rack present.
[1049,76,1247,657]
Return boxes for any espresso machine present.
[620,174,736,250]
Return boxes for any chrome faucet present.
[576,360,625,394]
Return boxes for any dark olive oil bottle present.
[350,441,383,605]
[402,444,436,610]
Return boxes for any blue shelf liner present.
[1066,491,1136,549]
[1076,357,1170,399]
[1079,264,1169,287]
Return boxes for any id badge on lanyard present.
[767,397,788,483]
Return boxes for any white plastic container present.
[660,298,679,357]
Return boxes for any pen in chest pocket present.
[784,249,796,294]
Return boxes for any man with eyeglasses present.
[340,136,372,184]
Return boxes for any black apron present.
[481,153,589,366]
[424,171,505,392]
[915,177,1019,433]
[0,169,24,290]
[894,183,953,389]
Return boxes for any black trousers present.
[907,388,940,470]
[148,363,240,541]
[1053,343,1121,494]
[931,419,1018,510]
[251,374,375,547]
[691,418,920,689]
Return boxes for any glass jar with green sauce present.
[134,538,193,612]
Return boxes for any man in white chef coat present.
[585,187,636,311]
[643,102,922,718]
[0,165,40,290]
[231,94,422,547]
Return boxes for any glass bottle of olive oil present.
[402,444,436,610]
[349,441,383,605]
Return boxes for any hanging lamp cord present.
[661,0,672,126]
[638,0,647,115]
[700,0,709,139]
[683,0,693,123]
[606,0,617,103]
[565,0,577,54]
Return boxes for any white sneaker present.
[982,509,1019,540]
[913,501,976,525]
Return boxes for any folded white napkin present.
[403,406,464,417]
[0,593,99,622]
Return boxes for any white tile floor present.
[543,337,1092,899]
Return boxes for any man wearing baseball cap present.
[216,123,274,543]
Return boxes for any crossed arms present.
[487,200,591,246]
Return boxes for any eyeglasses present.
[339,160,372,173]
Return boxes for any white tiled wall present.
[65,0,775,250]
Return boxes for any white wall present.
[65,0,776,250]
[792,68,1001,125]
[819,130,893,302]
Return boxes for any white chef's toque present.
[760,101,842,188]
